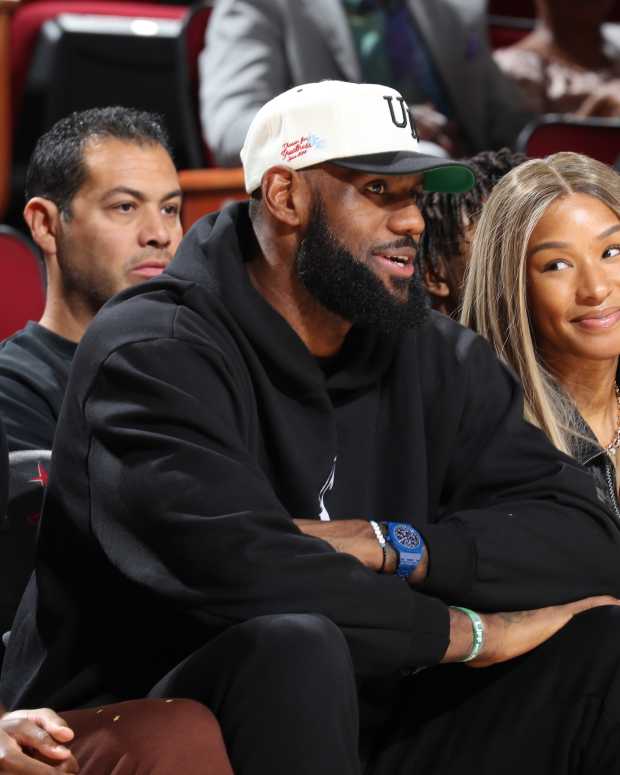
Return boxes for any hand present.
[292,519,429,584]
[471,595,619,667]
[293,519,383,571]
[0,709,78,773]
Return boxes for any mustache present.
[372,236,419,253]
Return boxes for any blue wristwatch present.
[383,522,425,578]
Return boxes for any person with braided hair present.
[416,148,528,317]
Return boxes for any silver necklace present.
[605,383,620,457]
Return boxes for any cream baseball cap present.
[240,80,475,195]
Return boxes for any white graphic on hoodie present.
[318,456,337,521]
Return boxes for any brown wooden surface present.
[179,167,247,230]
[0,0,20,220]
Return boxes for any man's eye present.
[163,204,180,216]
[366,181,386,194]
[114,202,135,213]
[603,245,620,259]
[543,259,571,272]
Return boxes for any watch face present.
[394,524,420,549]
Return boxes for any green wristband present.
[450,606,485,662]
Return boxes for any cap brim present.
[330,151,475,193]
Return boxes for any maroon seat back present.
[0,226,44,341]
[488,17,533,49]
[487,0,620,22]
[10,1,186,129]
[517,115,620,165]
[176,1,214,167]
[486,0,536,16]
[487,1,620,48]
[183,1,212,84]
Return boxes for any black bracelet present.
[379,544,388,573]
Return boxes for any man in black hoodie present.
[3,81,620,775]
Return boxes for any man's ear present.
[423,264,450,300]
[23,197,62,257]
[260,167,311,229]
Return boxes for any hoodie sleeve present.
[83,336,449,676]
[420,332,620,610]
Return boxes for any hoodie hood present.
[164,201,407,397]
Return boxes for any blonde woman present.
[461,151,620,514]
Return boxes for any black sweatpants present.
[371,605,620,774]
[149,607,620,775]
[148,613,360,775]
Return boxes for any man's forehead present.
[80,137,178,195]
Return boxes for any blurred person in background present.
[0,107,183,452]
[461,152,620,515]
[416,147,528,317]
[494,0,620,117]
[200,0,531,166]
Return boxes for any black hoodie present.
[3,203,620,709]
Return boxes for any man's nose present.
[139,209,172,248]
[387,202,425,240]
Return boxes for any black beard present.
[295,199,430,334]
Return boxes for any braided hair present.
[416,148,528,315]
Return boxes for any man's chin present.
[382,278,413,304]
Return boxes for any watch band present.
[382,521,425,578]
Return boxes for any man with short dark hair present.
[4,82,620,774]
[0,106,183,451]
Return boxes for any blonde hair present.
[460,152,620,456]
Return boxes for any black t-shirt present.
[0,416,7,519]
[0,322,77,451]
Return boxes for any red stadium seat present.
[176,0,213,168]
[175,2,248,226]
[0,225,44,341]
[10,0,185,124]
[488,15,532,49]
[0,0,19,218]
[0,0,187,223]
[487,0,620,23]
[516,115,620,166]
[3,0,245,231]
[486,0,535,17]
